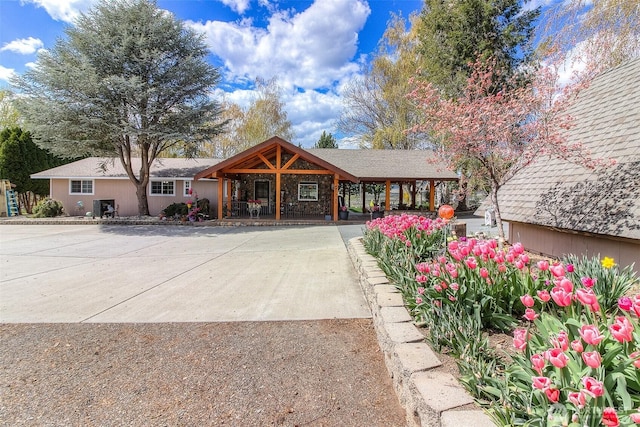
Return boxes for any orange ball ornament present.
[438,204,454,220]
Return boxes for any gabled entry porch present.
[194,136,358,221]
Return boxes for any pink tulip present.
[571,339,584,353]
[631,351,640,369]
[537,290,551,303]
[532,376,550,390]
[513,328,528,351]
[579,325,604,346]
[479,267,489,278]
[582,351,602,368]
[552,331,569,351]
[417,287,425,295]
[530,353,546,374]
[550,287,572,307]
[582,376,604,398]
[498,264,507,273]
[619,296,633,311]
[610,316,634,343]
[545,387,560,403]
[630,412,640,423]
[545,348,569,368]
[523,308,539,321]
[450,282,459,291]
[465,257,477,269]
[568,390,587,408]
[416,274,428,283]
[550,264,565,278]
[581,276,596,288]
[602,407,620,427]
[520,294,535,308]
[566,264,574,273]
[557,278,573,292]
[537,260,549,271]
[416,297,423,304]
[515,260,525,270]
[576,288,598,306]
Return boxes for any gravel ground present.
[0,320,406,427]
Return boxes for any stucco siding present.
[509,222,639,273]
[51,178,219,217]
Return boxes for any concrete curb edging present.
[347,237,496,427]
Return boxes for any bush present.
[163,202,187,217]
[32,198,64,217]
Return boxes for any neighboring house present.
[31,157,222,217]
[497,58,640,271]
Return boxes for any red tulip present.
[602,407,619,427]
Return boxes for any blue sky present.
[0,0,556,147]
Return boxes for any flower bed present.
[363,215,640,426]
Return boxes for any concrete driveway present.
[0,225,370,323]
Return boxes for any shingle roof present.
[308,148,459,181]
[31,157,223,180]
[497,58,640,240]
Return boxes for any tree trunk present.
[490,184,506,245]
[136,183,150,216]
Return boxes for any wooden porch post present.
[385,180,391,212]
[226,179,232,217]
[399,183,404,208]
[276,145,282,220]
[217,177,224,219]
[332,174,339,221]
[429,180,435,211]
[411,181,417,208]
[362,183,366,212]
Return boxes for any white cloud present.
[218,0,251,14]
[1,37,44,55]
[0,66,17,83]
[189,0,370,90]
[22,0,98,23]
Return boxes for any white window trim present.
[149,180,176,196]
[69,179,94,195]
[183,180,191,197]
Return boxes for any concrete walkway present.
[0,225,369,323]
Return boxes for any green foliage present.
[563,254,638,312]
[32,198,64,218]
[418,0,539,97]
[314,131,338,148]
[163,202,188,218]
[13,0,224,215]
[0,127,65,212]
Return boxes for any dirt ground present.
[0,320,406,427]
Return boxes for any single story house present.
[31,157,222,218]
[32,136,459,220]
[496,58,640,271]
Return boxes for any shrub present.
[32,198,64,217]
[163,202,187,217]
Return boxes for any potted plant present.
[369,200,384,219]
[339,205,349,220]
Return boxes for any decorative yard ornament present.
[438,204,454,220]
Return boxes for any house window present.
[184,180,191,197]
[70,180,93,195]
[150,180,175,196]
[298,182,318,201]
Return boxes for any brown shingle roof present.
[31,157,223,180]
[308,148,458,181]
[497,58,640,240]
